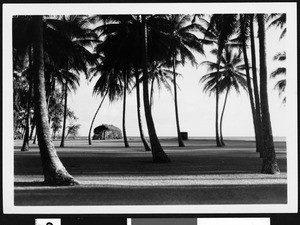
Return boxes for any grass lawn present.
[14,138,287,206]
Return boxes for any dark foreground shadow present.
[14,181,45,187]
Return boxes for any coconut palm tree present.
[257,14,280,174]
[13,16,35,151]
[249,14,264,154]
[238,14,262,154]
[195,14,238,147]
[44,15,97,147]
[134,67,151,151]
[90,14,170,160]
[88,63,123,145]
[141,14,170,162]
[200,46,248,145]
[164,14,206,147]
[31,15,78,185]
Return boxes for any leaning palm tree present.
[164,14,206,147]
[195,14,238,147]
[31,15,78,185]
[257,14,280,174]
[88,62,123,145]
[45,15,97,147]
[141,14,171,162]
[271,51,286,104]
[200,46,248,145]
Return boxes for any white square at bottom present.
[35,218,61,225]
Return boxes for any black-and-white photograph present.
[2,2,297,214]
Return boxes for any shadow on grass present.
[15,181,45,187]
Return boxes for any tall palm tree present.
[134,67,151,151]
[257,14,280,174]
[142,15,170,162]
[31,15,78,185]
[88,64,123,145]
[196,14,238,147]
[238,14,260,153]
[200,46,248,145]
[164,14,205,147]
[271,51,286,104]
[45,15,97,147]
[13,16,35,151]
[249,14,264,154]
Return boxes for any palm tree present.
[196,14,238,147]
[31,15,78,185]
[44,15,97,147]
[164,14,205,147]
[249,14,264,154]
[134,67,151,151]
[271,51,286,104]
[257,14,280,174]
[88,64,123,145]
[238,14,261,153]
[142,15,170,162]
[200,46,248,145]
[13,16,34,151]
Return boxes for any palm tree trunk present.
[122,70,129,148]
[257,14,280,174]
[88,90,108,145]
[141,15,170,163]
[21,45,33,151]
[220,87,230,146]
[33,131,37,144]
[149,76,155,110]
[250,14,264,155]
[32,16,78,185]
[60,67,68,147]
[172,56,185,147]
[29,114,35,140]
[215,47,223,147]
[240,14,258,152]
[135,67,151,151]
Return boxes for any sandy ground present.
[14,138,287,205]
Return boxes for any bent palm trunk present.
[122,71,129,148]
[215,48,223,147]
[172,56,185,147]
[142,15,170,163]
[220,87,230,146]
[257,14,280,174]
[32,15,78,185]
[241,15,258,152]
[135,68,151,151]
[21,46,32,151]
[60,70,68,147]
[88,90,108,145]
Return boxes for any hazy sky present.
[68,20,287,138]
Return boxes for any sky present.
[67,19,287,138]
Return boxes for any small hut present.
[92,124,122,140]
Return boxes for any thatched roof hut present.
[93,124,122,140]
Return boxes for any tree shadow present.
[14,181,45,187]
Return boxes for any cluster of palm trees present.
[13,13,284,185]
